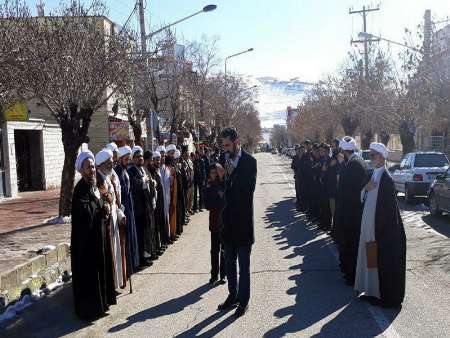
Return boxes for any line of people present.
[70,141,219,320]
[291,137,406,308]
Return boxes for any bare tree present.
[0,0,134,216]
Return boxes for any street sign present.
[3,102,29,121]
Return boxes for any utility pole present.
[137,0,155,150]
[423,9,432,66]
[350,4,380,80]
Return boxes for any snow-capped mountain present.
[243,75,312,128]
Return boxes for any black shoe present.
[234,304,248,318]
[218,278,227,285]
[209,277,218,285]
[217,295,239,311]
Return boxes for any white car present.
[392,152,450,203]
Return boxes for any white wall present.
[2,120,64,197]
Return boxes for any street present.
[3,152,450,338]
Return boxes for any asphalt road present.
[3,152,450,338]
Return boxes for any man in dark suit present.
[218,127,257,318]
[335,136,369,286]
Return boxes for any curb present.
[0,243,71,312]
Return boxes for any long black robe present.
[71,178,116,319]
[375,171,406,307]
[115,164,140,274]
[335,154,369,283]
[150,167,170,246]
[176,166,186,235]
[128,164,158,260]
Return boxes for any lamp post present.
[224,48,254,127]
[358,32,422,54]
[146,5,217,40]
[143,4,217,150]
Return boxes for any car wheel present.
[429,193,442,216]
[405,184,414,204]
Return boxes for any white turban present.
[370,142,389,159]
[131,146,143,158]
[166,144,176,153]
[152,151,161,159]
[340,136,356,151]
[106,142,118,153]
[95,149,113,166]
[174,149,181,159]
[118,146,132,158]
[156,146,166,153]
[75,150,94,173]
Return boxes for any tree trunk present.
[341,115,359,136]
[399,121,415,155]
[379,130,390,145]
[58,142,79,217]
[361,129,373,150]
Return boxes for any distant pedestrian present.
[355,142,406,308]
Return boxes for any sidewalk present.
[0,189,64,275]
[0,190,60,234]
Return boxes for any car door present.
[440,168,450,211]
[404,154,414,184]
[394,157,407,192]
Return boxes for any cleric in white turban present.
[118,146,132,159]
[152,151,161,159]
[95,149,113,167]
[166,144,176,154]
[156,146,166,154]
[355,141,406,308]
[335,135,369,287]
[75,150,95,173]
[132,146,144,158]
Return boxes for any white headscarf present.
[166,144,177,153]
[118,146,132,158]
[131,146,143,158]
[75,151,95,173]
[370,142,389,159]
[106,142,118,153]
[95,149,113,166]
[156,146,166,153]
[340,136,356,151]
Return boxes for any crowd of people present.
[70,141,221,320]
[291,137,407,308]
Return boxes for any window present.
[414,154,449,168]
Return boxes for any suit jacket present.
[220,150,257,246]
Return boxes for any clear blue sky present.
[31,0,449,82]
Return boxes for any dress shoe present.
[234,304,248,318]
[217,295,239,311]
[209,277,218,285]
[218,278,227,285]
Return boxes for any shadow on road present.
[2,284,93,338]
[262,197,400,338]
[108,283,214,333]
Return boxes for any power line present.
[349,4,380,80]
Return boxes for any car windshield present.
[414,154,449,168]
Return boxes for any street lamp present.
[358,32,422,54]
[224,48,254,126]
[146,4,217,39]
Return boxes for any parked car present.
[428,167,450,216]
[271,148,278,155]
[392,152,450,203]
